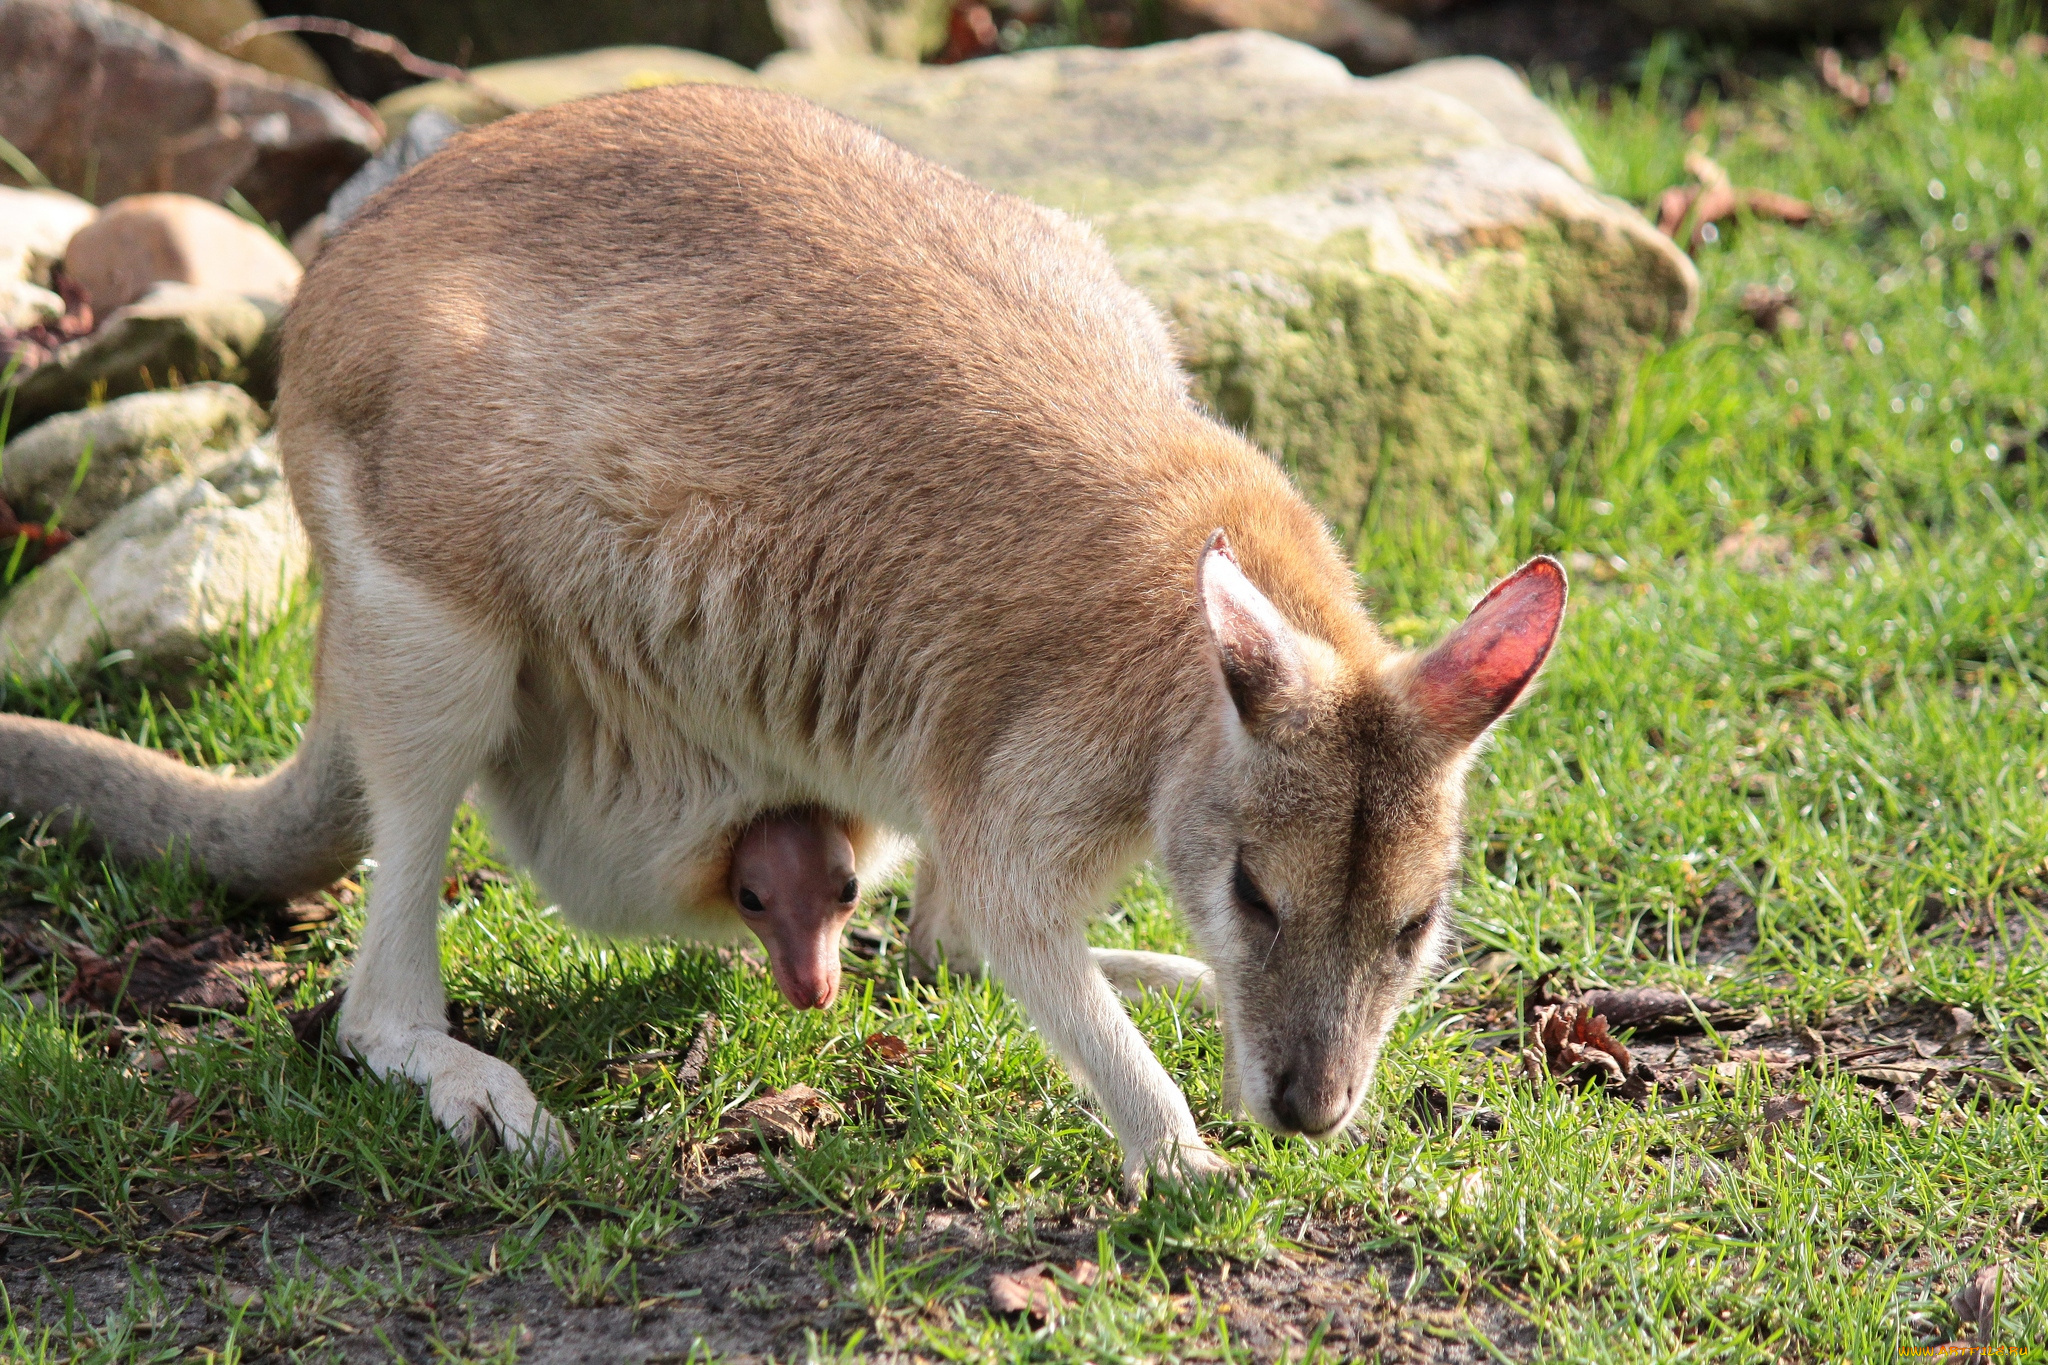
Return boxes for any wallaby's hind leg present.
[905,857,980,982]
[918,853,1215,1003]
[1090,949,1216,1010]
[322,568,569,1164]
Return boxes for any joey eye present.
[839,877,859,904]
[738,888,765,913]
[1230,855,1278,931]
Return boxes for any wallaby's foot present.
[1124,1138,1236,1201]
[1091,948,1216,1010]
[345,1024,573,1167]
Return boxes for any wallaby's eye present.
[738,888,765,913]
[1231,854,1278,931]
[839,877,859,904]
[1397,899,1445,949]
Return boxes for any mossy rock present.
[764,33,1698,535]
[5,286,280,434]
[376,46,761,141]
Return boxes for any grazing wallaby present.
[0,84,1565,1191]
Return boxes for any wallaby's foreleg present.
[953,855,1229,1197]
[0,711,364,900]
[322,578,569,1165]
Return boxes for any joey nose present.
[774,955,839,1010]
[1270,1068,1354,1138]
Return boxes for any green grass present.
[7,23,2048,1363]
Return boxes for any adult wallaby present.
[0,85,1564,1192]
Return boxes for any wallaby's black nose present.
[1271,1068,1353,1137]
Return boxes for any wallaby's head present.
[728,809,862,1010]
[1158,533,1566,1139]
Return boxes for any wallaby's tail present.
[0,712,366,900]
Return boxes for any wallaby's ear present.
[1199,530,1312,734]
[1404,556,1567,746]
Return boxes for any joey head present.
[728,809,861,1009]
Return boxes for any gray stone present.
[5,283,278,431]
[1157,0,1424,75]
[0,186,96,287]
[0,279,64,329]
[768,0,952,62]
[0,0,378,232]
[1372,56,1592,183]
[373,46,761,143]
[0,434,307,675]
[763,32,1696,533]
[326,107,463,230]
[1,382,267,532]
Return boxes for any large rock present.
[1372,56,1592,184]
[317,107,460,240]
[375,45,760,143]
[0,434,306,675]
[63,192,303,315]
[121,0,333,87]
[0,0,378,232]
[0,279,65,330]
[767,0,952,62]
[5,283,278,430]
[1158,0,1424,74]
[763,34,1696,532]
[0,382,267,531]
[0,186,97,287]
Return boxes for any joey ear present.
[1404,556,1566,745]
[1198,530,1312,733]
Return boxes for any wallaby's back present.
[283,85,1374,803]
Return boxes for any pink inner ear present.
[1199,530,1310,729]
[1410,556,1567,742]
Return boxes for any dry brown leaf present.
[1581,986,1756,1035]
[676,1013,720,1091]
[1817,47,1871,107]
[1527,1003,1658,1102]
[1952,1263,2020,1336]
[707,1083,843,1157]
[990,1265,1062,1321]
[1760,1094,1812,1131]
[63,932,298,1019]
[1740,283,1802,335]
[1873,1084,1924,1130]
[863,1032,914,1063]
[165,1089,201,1125]
[1656,179,1814,251]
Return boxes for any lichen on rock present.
[0,435,308,676]
[1,383,269,534]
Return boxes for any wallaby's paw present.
[1123,1140,1236,1201]
[429,1051,575,1168]
[346,1024,573,1168]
